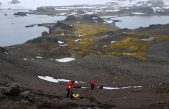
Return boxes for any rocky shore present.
[1,14,169,109]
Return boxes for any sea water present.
[0,9,66,47]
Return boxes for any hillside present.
[0,15,169,108]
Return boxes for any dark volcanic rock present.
[20,91,34,101]
[0,47,9,54]
[14,12,27,16]
[26,36,58,44]
[65,15,78,22]
[0,92,6,99]
[0,83,20,96]
[49,21,74,33]
[7,83,20,96]
[0,87,9,94]
[119,6,154,15]
[81,14,104,23]
[42,31,48,36]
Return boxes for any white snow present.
[59,44,68,47]
[4,52,9,54]
[38,76,70,83]
[111,41,116,43]
[36,56,43,59]
[74,39,81,42]
[55,57,75,62]
[105,20,113,23]
[141,37,154,41]
[103,86,142,90]
[23,58,28,61]
[38,76,86,84]
[131,12,145,15]
[58,41,64,44]
[78,34,84,37]
[61,33,65,36]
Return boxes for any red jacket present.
[66,80,73,91]
[90,80,94,86]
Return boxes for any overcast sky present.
[0,0,115,9]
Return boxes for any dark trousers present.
[91,84,94,90]
[67,89,73,98]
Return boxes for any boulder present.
[0,87,9,94]
[7,83,20,96]
[20,91,34,101]
[0,92,6,99]
[42,31,48,36]
[0,83,20,96]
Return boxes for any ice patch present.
[38,76,86,84]
[55,57,75,62]
[103,86,142,90]
[111,41,116,43]
[58,41,64,44]
[141,37,154,41]
[105,20,113,24]
[36,56,43,59]
[4,52,9,54]
[23,58,28,61]
[59,44,68,47]
[74,39,81,42]
[38,76,70,83]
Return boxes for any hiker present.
[89,80,95,90]
[97,84,103,89]
[66,80,75,98]
[73,81,81,88]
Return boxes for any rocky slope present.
[1,15,169,109]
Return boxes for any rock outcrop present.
[0,83,20,96]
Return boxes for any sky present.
[0,0,114,9]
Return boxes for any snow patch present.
[36,56,43,59]
[111,41,116,43]
[23,58,28,61]
[58,41,64,44]
[4,52,9,54]
[74,39,81,42]
[38,76,70,83]
[55,57,75,62]
[141,37,154,41]
[103,86,142,90]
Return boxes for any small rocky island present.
[1,14,169,109]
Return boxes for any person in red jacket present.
[89,80,95,90]
[66,80,75,98]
